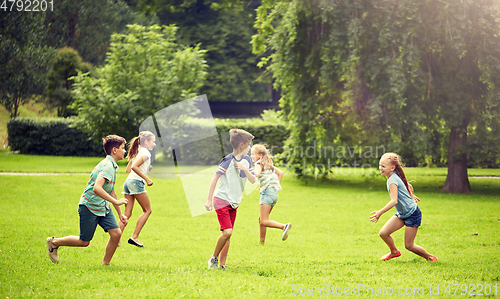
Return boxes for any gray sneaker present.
[208,256,218,270]
[46,237,59,263]
[219,265,228,270]
[282,223,292,241]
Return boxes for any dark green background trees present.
[253,0,500,192]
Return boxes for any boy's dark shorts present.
[214,197,237,231]
[78,205,119,242]
[399,206,422,227]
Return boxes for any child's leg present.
[219,238,231,266]
[118,194,135,245]
[404,226,434,260]
[213,228,232,258]
[379,216,404,255]
[103,228,122,265]
[259,205,284,244]
[51,236,90,248]
[130,192,152,243]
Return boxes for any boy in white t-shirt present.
[205,129,256,270]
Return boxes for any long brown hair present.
[382,152,412,195]
[127,131,155,160]
[253,144,274,171]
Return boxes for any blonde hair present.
[381,152,411,195]
[229,128,254,149]
[127,131,155,160]
[253,144,274,171]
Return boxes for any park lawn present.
[0,158,499,298]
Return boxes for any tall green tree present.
[45,0,157,65]
[253,0,500,192]
[0,12,55,118]
[46,47,91,117]
[133,0,271,102]
[71,24,207,142]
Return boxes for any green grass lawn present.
[0,155,499,298]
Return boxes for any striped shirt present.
[78,155,118,216]
[256,161,282,193]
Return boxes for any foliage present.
[253,0,500,190]
[156,116,289,165]
[45,47,91,117]
[7,117,102,156]
[0,12,56,118]
[134,0,272,102]
[45,0,158,65]
[71,24,208,143]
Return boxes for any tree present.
[0,12,55,118]
[133,0,271,102]
[45,0,157,65]
[253,0,500,192]
[71,24,207,142]
[46,47,91,117]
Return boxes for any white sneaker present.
[208,256,218,270]
[282,223,292,241]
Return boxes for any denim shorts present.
[122,179,146,195]
[260,188,279,207]
[398,206,422,227]
[78,205,119,242]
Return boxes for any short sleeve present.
[244,156,255,175]
[216,155,233,175]
[99,161,114,182]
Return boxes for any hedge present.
[7,117,289,161]
[7,118,103,156]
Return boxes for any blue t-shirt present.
[214,154,254,209]
[387,173,417,219]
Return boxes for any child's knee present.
[222,229,233,238]
[404,242,414,250]
[109,228,122,239]
[81,240,90,247]
[258,217,264,225]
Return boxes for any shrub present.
[7,117,103,156]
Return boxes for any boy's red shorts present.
[214,197,237,231]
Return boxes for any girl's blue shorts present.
[260,188,279,207]
[122,179,146,195]
[398,206,422,227]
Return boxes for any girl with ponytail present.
[251,144,291,244]
[370,153,437,262]
[119,131,156,247]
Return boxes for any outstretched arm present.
[370,184,398,223]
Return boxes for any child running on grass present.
[250,144,291,244]
[119,131,156,247]
[205,129,256,270]
[370,152,437,262]
[46,135,128,265]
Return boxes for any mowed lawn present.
[0,154,499,298]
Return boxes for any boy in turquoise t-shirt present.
[205,129,256,270]
[46,135,129,265]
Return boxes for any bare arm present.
[131,154,153,186]
[205,173,222,211]
[93,176,127,206]
[126,159,133,173]
[111,189,128,225]
[370,184,398,223]
[234,162,257,184]
[274,167,284,183]
[408,183,420,202]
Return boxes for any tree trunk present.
[442,121,471,193]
